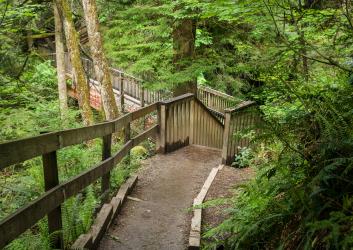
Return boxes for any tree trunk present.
[54,2,68,120]
[56,0,94,126]
[172,18,197,97]
[81,0,119,120]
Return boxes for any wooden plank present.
[0,102,158,170]
[91,203,113,249]
[132,125,158,147]
[195,167,219,204]
[101,134,112,203]
[198,85,234,101]
[194,98,224,127]
[71,234,93,249]
[131,103,157,121]
[160,93,194,106]
[0,141,133,249]
[189,166,222,250]
[188,208,202,250]
[225,100,256,113]
[221,112,232,165]
[157,104,166,153]
[185,100,190,143]
[0,114,132,169]
[42,149,63,249]
[120,73,125,112]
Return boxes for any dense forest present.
[1,0,353,249]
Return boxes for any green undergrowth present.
[0,59,154,249]
[203,76,353,249]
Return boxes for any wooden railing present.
[63,54,170,109]
[158,94,224,153]
[0,93,260,248]
[0,103,158,249]
[197,85,236,113]
[221,101,261,165]
[47,53,236,112]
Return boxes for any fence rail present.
[197,85,236,113]
[221,101,261,165]
[47,53,237,112]
[0,89,259,248]
[0,103,158,249]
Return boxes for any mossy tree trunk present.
[81,0,119,120]
[56,0,94,126]
[172,17,197,97]
[54,2,68,120]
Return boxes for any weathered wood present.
[161,93,194,106]
[91,203,113,249]
[189,165,222,250]
[120,73,125,112]
[131,103,157,121]
[132,125,158,147]
[0,105,160,169]
[0,128,153,249]
[101,134,112,203]
[42,149,63,249]
[225,100,256,113]
[194,167,219,205]
[0,141,133,249]
[157,104,167,153]
[71,233,93,249]
[222,112,232,165]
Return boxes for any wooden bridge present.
[47,53,237,116]
[0,93,259,249]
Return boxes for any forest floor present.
[202,166,254,247]
[98,145,222,250]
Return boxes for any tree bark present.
[172,18,197,97]
[81,0,119,120]
[56,0,94,126]
[54,2,68,120]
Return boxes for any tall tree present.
[172,14,197,96]
[81,0,119,120]
[54,2,68,119]
[56,0,94,126]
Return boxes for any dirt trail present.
[98,145,222,250]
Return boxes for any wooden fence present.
[221,101,261,165]
[158,94,224,153]
[0,103,158,249]
[48,53,237,112]
[197,85,236,113]
[0,94,260,248]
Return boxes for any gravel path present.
[98,145,222,250]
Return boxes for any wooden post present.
[101,134,112,203]
[141,87,146,129]
[189,99,195,144]
[42,149,63,249]
[120,73,125,113]
[221,111,232,165]
[140,87,145,108]
[157,103,167,153]
[124,121,131,164]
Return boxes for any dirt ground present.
[98,145,222,250]
[202,166,254,247]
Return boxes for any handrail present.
[0,125,158,249]
[194,97,225,128]
[160,93,194,105]
[198,85,235,100]
[45,53,236,112]
[0,94,253,248]
[222,100,260,165]
[225,100,256,113]
[0,102,159,249]
[0,103,157,169]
